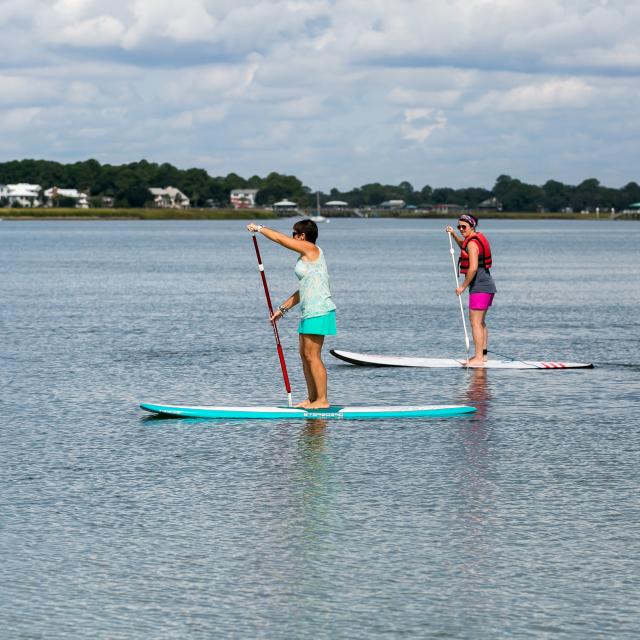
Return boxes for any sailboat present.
[310,191,328,223]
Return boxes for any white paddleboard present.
[140,402,475,419]
[330,349,593,369]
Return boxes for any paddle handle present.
[448,232,471,353]
[252,234,293,406]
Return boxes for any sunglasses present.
[457,225,470,231]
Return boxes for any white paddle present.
[448,231,470,354]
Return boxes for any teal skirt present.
[298,310,337,335]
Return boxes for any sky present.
[0,0,639,192]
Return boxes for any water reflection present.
[276,420,333,603]
[299,419,328,452]
[455,369,495,576]
[460,367,492,473]
[296,420,330,528]
[465,367,491,425]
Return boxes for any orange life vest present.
[459,232,492,275]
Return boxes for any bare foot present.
[295,399,312,408]
[465,358,485,368]
[306,400,330,409]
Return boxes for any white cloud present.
[0,75,59,106]
[0,107,42,130]
[193,105,228,123]
[401,108,447,143]
[52,0,95,19]
[67,81,100,104]
[57,15,125,46]
[122,0,217,48]
[388,87,463,108]
[276,96,324,119]
[468,78,594,114]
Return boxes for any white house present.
[273,199,298,214]
[477,197,503,211]
[149,186,190,209]
[230,189,259,209]
[44,187,89,209]
[433,203,465,214]
[379,199,406,209]
[0,183,42,207]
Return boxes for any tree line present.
[0,158,638,211]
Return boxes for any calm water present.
[1,219,639,639]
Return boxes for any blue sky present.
[0,0,638,191]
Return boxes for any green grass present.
[0,208,278,220]
[469,211,607,220]
[383,210,608,220]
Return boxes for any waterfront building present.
[478,197,503,211]
[149,187,190,209]
[230,189,259,209]
[0,183,42,207]
[44,187,89,208]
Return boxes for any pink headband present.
[458,214,476,228]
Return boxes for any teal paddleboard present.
[140,402,476,420]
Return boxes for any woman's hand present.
[446,225,455,234]
[269,308,283,322]
[247,223,262,233]
[455,286,464,296]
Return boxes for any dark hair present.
[293,219,318,243]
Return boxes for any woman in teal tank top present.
[246,219,336,409]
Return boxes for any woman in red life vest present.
[446,214,496,366]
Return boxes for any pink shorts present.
[469,292,495,310]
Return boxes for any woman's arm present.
[247,223,319,260]
[445,226,463,248]
[456,243,478,295]
[270,291,300,321]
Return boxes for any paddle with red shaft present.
[448,231,471,354]
[252,233,293,407]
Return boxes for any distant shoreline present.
[0,208,276,221]
[0,207,615,221]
